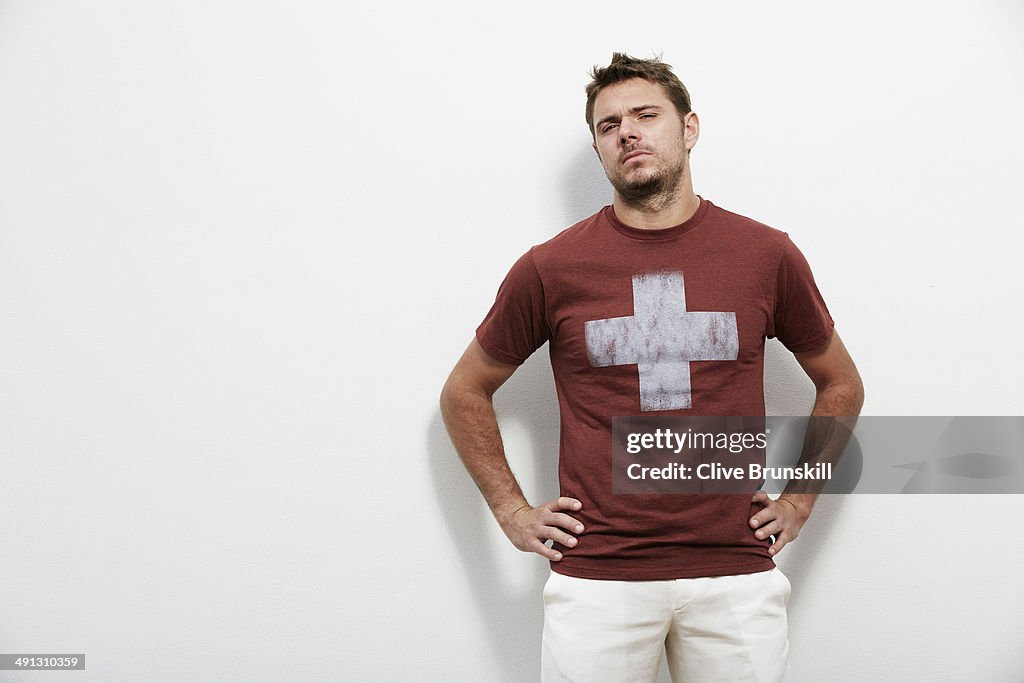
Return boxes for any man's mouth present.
[622,150,652,164]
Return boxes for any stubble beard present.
[609,154,687,212]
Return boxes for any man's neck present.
[612,189,701,230]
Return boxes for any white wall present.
[1,1,1022,681]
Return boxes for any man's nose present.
[618,119,640,144]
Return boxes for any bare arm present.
[749,330,865,555]
[440,339,584,561]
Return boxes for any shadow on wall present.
[560,145,611,227]
[423,149,607,680]
[427,350,561,682]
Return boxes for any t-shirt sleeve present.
[768,235,835,353]
[475,248,551,365]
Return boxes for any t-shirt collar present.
[604,196,709,241]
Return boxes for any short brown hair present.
[585,52,692,137]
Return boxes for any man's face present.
[591,78,697,203]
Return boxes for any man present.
[440,53,864,683]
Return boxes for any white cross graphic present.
[584,271,739,411]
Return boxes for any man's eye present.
[602,124,618,133]
[640,113,656,119]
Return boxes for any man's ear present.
[592,141,602,161]
[684,111,700,152]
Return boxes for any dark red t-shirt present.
[476,198,834,580]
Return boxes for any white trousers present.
[541,568,791,683]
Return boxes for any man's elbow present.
[848,376,865,414]
[826,374,864,415]
[439,374,460,419]
[440,373,485,421]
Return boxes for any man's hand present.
[749,491,812,557]
[499,497,585,562]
